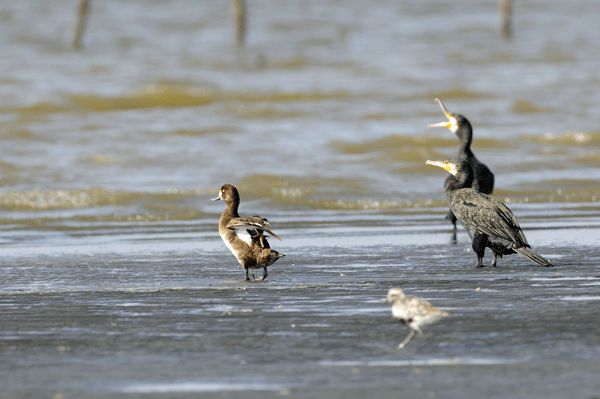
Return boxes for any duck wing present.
[226,216,283,244]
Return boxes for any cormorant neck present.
[444,170,474,193]
[457,121,473,156]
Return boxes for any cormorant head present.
[425,159,460,176]
[427,98,472,141]
[426,159,474,188]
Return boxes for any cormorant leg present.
[490,253,498,268]
[446,211,458,243]
[398,329,415,350]
[472,233,488,268]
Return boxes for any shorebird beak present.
[427,98,452,128]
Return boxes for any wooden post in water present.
[71,0,90,50]
[231,0,246,46]
[499,0,512,39]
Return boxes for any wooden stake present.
[231,0,246,46]
[500,0,512,39]
[71,0,90,50]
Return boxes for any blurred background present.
[0,0,599,249]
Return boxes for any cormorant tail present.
[515,247,553,267]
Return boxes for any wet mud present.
[2,211,599,399]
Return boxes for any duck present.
[212,184,285,281]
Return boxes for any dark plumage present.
[212,184,285,281]
[428,98,494,232]
[426,159,553,268]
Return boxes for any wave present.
[0,187,202,211]
[522,130,600,146]
[12,83,354,115]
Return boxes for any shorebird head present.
[385,287,406,302]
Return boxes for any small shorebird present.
[385,288,450,349]
[212,184,285,281]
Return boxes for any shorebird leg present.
[262,267,268,281]
[398,330,415,350]
[244,268,251,281]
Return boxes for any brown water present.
[1,0,600,397]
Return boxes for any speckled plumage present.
[428,98,494,232]
[426,159,553,268]
[212,184,285,281]
[385,288,450,349]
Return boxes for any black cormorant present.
[426,159,552,268]
[428,99,495,232]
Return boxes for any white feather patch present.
[231,226,255,246]
[220,231,242,264]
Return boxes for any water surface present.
[1,0,600,397]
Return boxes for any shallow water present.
[1,0,600,398]
[2,206,600,398]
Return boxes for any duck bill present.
[211,195,221,201]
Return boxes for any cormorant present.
[385,288,450,349]
[426,159,553,268]
[212,184,285,281]
[428,98,495,232]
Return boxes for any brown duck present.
[212,184,285,281]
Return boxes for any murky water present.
[1,0,600,397]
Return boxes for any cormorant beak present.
[434,98,449,114]
[426,98,452,129]
[426,160,458,176]
[427,120,451,128]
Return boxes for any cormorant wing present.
[451,190,529,247]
